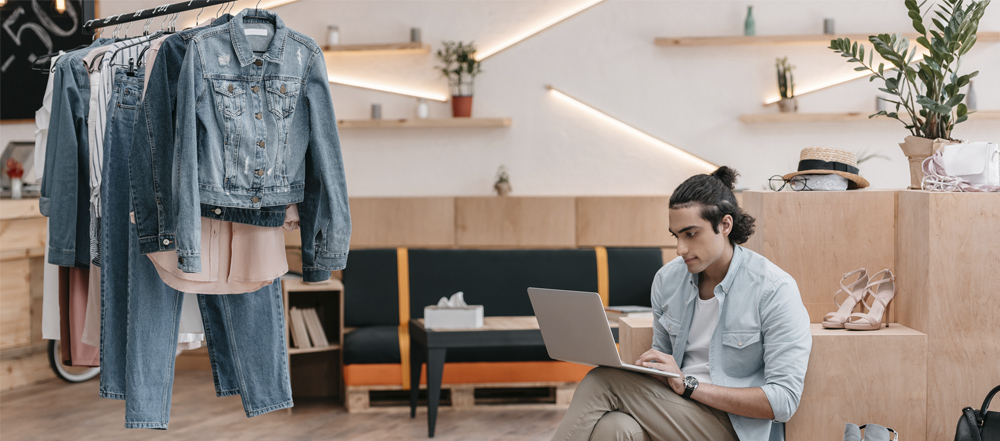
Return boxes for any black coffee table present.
[408,316,618,437]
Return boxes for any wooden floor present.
[0,370,566,440]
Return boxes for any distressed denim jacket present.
[40,39,112,268]
[130,15,288,256]
[175,9,350,281]
[652,246,812,441]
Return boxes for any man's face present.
[668,205,732,274]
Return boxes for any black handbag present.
[956,384,1000,441]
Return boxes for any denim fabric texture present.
[40,39,113,268]
[652,246,812,441]
[175,8,350,280]
[99,68,144,400]
[130,16,287,256]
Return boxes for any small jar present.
[410,27,422,43]
[371,103,382,120]
[416,98,428,119]
[327,25,340,47]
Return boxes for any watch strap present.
[682,376,696,399]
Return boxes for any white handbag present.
[942,142,1000,186]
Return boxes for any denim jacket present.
[130,15,288,256]
[175,9,350,281]
[652,246,812,441]
[40,39,112,268]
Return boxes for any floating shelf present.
[740,110,1000,123]
[288,344,341,355]
[655,32,1000,46]
[337,118,512,129]
[323,42,431,55]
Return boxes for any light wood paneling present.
[338,118,511,130]
[895,191,1000,440]
[789,325,927,441]
[576,197,676,247]
[655,32,1000,46]
[0,344,54,391]
[618,316,654,365]
[742,190,897,323]
[455,197,576,248]
[0,217,46,253]
[1,259,31,350]
[0,199,42,220]
[349,197,456,248]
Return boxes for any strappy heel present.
[821,268,869,329]
[845,269,896,331]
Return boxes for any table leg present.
[426,348,446,437]
[409,339,425,418]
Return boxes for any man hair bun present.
[710,166,738,190]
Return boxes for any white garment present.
[178,293,205,351]
[681,296,720,385]
[33,52,62,184]
[40,246,62,340]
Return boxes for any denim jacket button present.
[280,84,286,94]
[251,196,260,203]
[254,59,263,66]
[255,169,264,177]
[252,86,260,93]
[213,208,222,215]
[257,140,265,148]
[227,84,234,93]
[255,112,262,120]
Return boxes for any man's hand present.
[636,348,684,394]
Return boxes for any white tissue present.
[436,291,467,308]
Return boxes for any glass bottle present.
[744,6,756,36]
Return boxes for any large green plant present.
[436,41,482,96]
[828,0,990,140]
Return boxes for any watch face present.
[684,376,699,389]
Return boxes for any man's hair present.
[669,166,756,245]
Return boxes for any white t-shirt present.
[681,296,720,384]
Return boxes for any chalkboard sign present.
[1,0,94,120]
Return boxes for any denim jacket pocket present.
[264,79,299,119]
[721,330,764,377]
[212,80,246,118]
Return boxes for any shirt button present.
[252,86,260,93]
[255,169,264,177]
[251,196,260,203]
[254,59,263,66]
[163,239,171,245]
[227,84,234,93]
[213,208,222,215]
[258,140,265,148]
[255,112,262,120]
[738,341,743,347]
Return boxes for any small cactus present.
[776,57,795,99]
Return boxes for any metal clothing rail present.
[82,0,235,31]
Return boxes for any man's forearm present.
[689,383,774,420]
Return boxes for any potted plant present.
[493,165,511,196]
[437,41,482,118]
[776,57,797,112]
[828,0,990,188]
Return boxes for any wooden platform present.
[345,382,576,413]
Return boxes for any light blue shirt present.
[652,245,811,441]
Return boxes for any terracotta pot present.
[494,181,511,196]
[452,96,473,118]
[898,135,960,189]
[778,97,798,113]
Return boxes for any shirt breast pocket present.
[721,330,764,377]
[658,314,682,348]
[213,80,246,118]
[265,80,299,118]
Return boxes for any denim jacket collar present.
[228,8,288,66]
[685,245,745,305]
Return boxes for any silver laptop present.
[527,287,678,378]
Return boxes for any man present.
[552,167,811,441]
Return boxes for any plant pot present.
[898,135,960,189]
[452,96,473,118]
[10,177,22,199]
[494,181,511,196]
[778,97,798,113]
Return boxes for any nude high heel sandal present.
[845,269,896,331]
[821,268,869,329]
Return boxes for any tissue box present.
[424,305,484,330]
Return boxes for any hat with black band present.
[783,147,870,189]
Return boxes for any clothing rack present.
[82,0,235,31]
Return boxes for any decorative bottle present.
[744,6,756,36]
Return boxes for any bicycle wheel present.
[47,340,100,383]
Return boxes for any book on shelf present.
[288,307,312,349]
[605,305,653,322]
[303,308,329,347]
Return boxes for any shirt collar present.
[228,8,287,67]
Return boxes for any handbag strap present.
[977,385,1000,427]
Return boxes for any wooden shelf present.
[655,31,1000,46]
[337,118,512,130]
[323,42,430,55]
[740,110,1000,124]
[288,344,341,355]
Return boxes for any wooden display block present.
[576,197,676,247]
[895,190,1000,440]
[618,319,927,441]
[348,197,456,248]
[455,197,576,248]
[0,217,46,255]
[1,258,31,350]
[742,190,897,323]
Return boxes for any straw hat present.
[783,147,870,189]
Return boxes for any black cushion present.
[343,249,399,327]
[607,247,664,307]
[343,326,553,365]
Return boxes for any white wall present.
[5,0,999,195]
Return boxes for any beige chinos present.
[552,367,738,441]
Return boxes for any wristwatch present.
[682,375,699,399]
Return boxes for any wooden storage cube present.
[742,190,897,323]
[577,197,677,247]
[618,316,654,365]
[455,197,576,248]
[348,197,455,248]
[1,258,31,350]
[895,190,1000,440]
[282,278,345,400]
[789,325,927,441]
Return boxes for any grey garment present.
[174,8,350,280]
[652,245,813,441]
[552,367,737,441]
